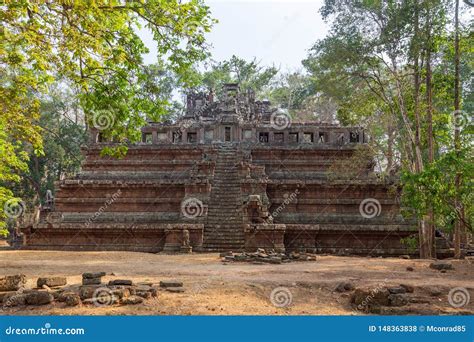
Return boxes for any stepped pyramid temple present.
[21,83,417,255]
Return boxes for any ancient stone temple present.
[21,83,417,255]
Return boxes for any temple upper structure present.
[90,83,366,146]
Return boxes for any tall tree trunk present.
[410,0,431,258]
[386,123,395,174]
[425,14,436,258]
[413,0,422,164]
[453,0,462,259]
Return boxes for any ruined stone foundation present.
[21,84,419,256]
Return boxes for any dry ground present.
[0,248,473,315]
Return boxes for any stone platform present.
[21,84,417,255]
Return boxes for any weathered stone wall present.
[21,129,416,255]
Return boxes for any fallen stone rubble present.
[349,282,472,315]
[220,249,317,264]
[0,274,26,291]
[0,273,185,309]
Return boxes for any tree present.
[17,84,87,209]
[196,55,278,97]
[304,0,472,257]
[0,1,215,233]
[265,70,313,116]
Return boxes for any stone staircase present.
[203,144,245,251]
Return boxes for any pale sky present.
[139,0,328,71]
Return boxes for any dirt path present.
[1,250,473,315]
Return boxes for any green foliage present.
[265,71,313,116]
[1,1,215,233]
[401,141,473,233]
[400,235,419,253]
[196,55,278,97]
[305,0,473,245]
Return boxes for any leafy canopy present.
[0,0,215,234]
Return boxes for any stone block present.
[399,284,415,293]
[335,282,355,292]
[82,272,106,279]
[37,277,67,288]
[64,293,81,306]
[111,288,130,299]
[3,293,27,307]
[351,287,390,308]
[0,291,18,302]
[108,279,133,286]
[121,295,143,305]
[0,274,26,291]
[58,291,75,302]
[160,280,183,288]
[79,285,102,300]
[426,286,444,297]
[82,278,101,286]
[135,290,152,299]
[165,287,185,293]
[429,261,454,271]
[25,291,54,305]
[388,294,408,306]
[267,257,282,264]
[387,286,407,294]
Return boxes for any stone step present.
[210,191,241,194]
[203,236,244,240]
[202,244,245,248]
[205,223,243,227]
[206,224,243,227]
[210,195,240,198]
[207,216,241,219]
[208,199,240,203]
[205,226,243,230]
[210,188,241,191]
[207,204,240,208]
[206,216,241,218]
[204,240,245,244]
[203,232,245,236]
[204,147,244,248]
[207,216,242,220]
[208,204,240,207]
[209,196,240,199]
[203,243,245,247]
